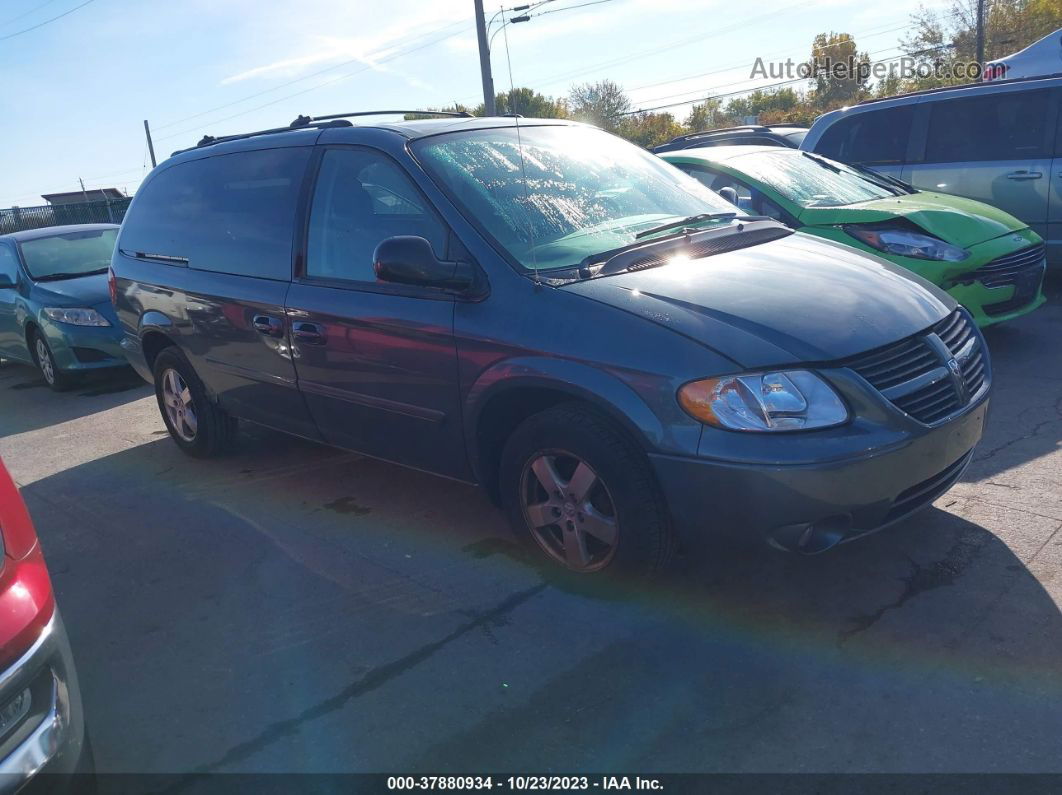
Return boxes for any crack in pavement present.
[839,536,985,643]
[973,396,1062,466]
[159,583,548,791]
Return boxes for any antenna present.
[501,6,541,288]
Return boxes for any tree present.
[474,87,569,118]
[686,99,726,132]
[901,0,1062,91]
[808,32,870,109]
[615,112,685,148]
[568,80,631,131]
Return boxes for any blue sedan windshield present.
[21,228,117,280]
[413,125,736,270]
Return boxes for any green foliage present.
[614,112,686,148]
[568,80,631,131]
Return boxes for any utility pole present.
[143,119,157,168]
[975,0,986,71]
[473,0,496,116]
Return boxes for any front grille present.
[974,242,1045,288]
[845,309,988,425]
[885,450,973,523]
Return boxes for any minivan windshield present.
[729,149,902,208]
[20,228,118,281]
[412,125,738,271]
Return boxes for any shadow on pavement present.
[0,361,150,437]
[20,426,1062,773]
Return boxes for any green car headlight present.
[42,307,111,327]
[844,226,969,262]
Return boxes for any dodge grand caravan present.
[110,114,991,576]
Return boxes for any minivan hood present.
[30,272,110,306]
[798,190,1027,248]
[562,232,953,368]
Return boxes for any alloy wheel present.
[35,338,54,385]
[519,450,619,572]
[161,368,198,442]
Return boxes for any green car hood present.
[797,191,1027,248]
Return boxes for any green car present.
[661,146,1046,327]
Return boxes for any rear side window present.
[816,105,914,165]
[120,147,311,281]
[924,89,1051,162]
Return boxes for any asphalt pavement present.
[0,280,1060,775]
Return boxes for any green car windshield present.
[728,150,902,208]
[413,125,736,271]
[20,228,117,280]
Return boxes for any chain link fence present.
[0,197,132,234]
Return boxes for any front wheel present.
[499,403,675,579]
[152,347,237,458]
[32,331,74,391]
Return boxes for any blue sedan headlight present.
[42,307,111,327]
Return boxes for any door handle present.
[252,314,284,337]
[1005,170,1043,180]
[292,321,326,345]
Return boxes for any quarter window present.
[120,147,311,281]
[306,149,447,283]
[815,105,914,165]
[925,89,1051,162]
[0,245,18,282]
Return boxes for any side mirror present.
[373,236,473,290]
[717,186,739,205]
[0,273,16,289]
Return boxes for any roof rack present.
[855,71,1062,106]
[289,109,473,126]
[170,119,352,156]
[669,125,771,142]
[170,109,476,157]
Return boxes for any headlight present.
[42,307,111,327]
[844,226,969,262]
[678,370,848,431]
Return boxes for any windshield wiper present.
[34,267,108,282]
[801,151,844,174]
[848,162,915,193]
[633,212,736,240]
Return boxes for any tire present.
[499,402,675,579]
[152,347,237,458]
[30,330,74,392]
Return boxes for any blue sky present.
[0,0,938,208]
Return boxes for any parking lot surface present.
[1,280,1060,775]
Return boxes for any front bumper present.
[650,395,988,553]
[0,611,87,794]
[38,319,126,373]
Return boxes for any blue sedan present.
[0,224,125,390]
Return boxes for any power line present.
[0,0,95,43]
[154,22,473,143]
[615,42,955,117]
[0,0,61,27]
[152,17,471,133]
[533,0,617,18]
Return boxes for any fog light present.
[0,688,31,738]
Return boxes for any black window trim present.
[820,103,917,167]
[293,143,475,302]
